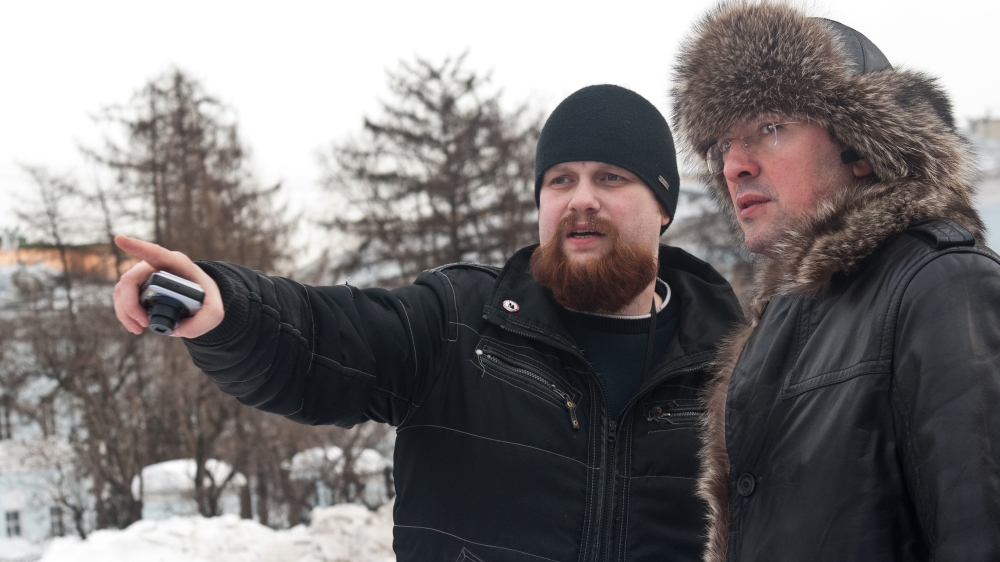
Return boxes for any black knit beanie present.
[534,85,680,233]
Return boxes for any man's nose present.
[568,178,600,214]
[723,142,760,183]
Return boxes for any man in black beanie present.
[111,85,742,561]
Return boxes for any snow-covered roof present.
[352,449,386,476]
[132,459,246,499]
[0,436,73,476]
[283,446,386,481]
[0,262,56,306]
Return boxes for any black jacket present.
[711,221,1000,561]
[185,244,742,562]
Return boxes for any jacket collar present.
[751,171,983,313]
[484,244,744,371]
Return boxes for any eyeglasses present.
[706,121,803,176]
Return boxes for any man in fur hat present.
[671,2,1000,561]
[112,85,743,561]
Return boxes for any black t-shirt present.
[559,280,680,419]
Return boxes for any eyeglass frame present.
[706,121,804,176]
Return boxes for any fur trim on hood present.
[670,3,984,562]
[671,0,983,301]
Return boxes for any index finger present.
[114,236,202,279]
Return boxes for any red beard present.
[530,214,658,313]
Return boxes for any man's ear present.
[661,213,671,228]
[851,158,874,178]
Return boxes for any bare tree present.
[80,69,305,523]
[319,53,541,287]
[84,68,289,272]
[662,188,754,300]
[3,166,158,529]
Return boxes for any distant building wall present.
[970,116,1000,139]
[0,245,133,281]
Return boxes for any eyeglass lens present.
[706,123,783,176]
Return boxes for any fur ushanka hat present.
[671,1,984,277]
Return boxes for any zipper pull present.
[551,385,580,430]
[608,420,617,443]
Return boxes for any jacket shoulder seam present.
[430,262,501,277]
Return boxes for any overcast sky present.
[2,0,998,249]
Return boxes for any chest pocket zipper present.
[477,349,580,430]
[645,400,703,426]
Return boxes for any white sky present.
[2,0,998,252]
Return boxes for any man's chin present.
[741,226,782,257]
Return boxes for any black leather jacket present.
[185,245,743,562]
[722,222,1000,561]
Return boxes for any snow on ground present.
[0,537,44,562]
[35,503,395,562]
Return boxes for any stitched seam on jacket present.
[453,322,482,335]
[489,307,578,349]
[880,248,1000,547]
[309,353,376,380]
[482,337,570,365]
[890,368,932,547]
[397,297,419,380]
[372,385,411,404]
[626,474,697,480]
[779,360,890,398]
[793,298,811,365]
[436,271,460,342]
[396,424,591,468]
[393,525,558,562]
[578,375,597,562]
[619,413,634,561]
[286,399,304,417]
[303,280,318,396]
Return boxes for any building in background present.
[969,116,1000,248]
[132,459,246,521]
[0,248,83,543]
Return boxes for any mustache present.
[732,178,775,201]
[557,213,619,238]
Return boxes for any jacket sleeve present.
[891,250,1000,559]
[183,261,450,428]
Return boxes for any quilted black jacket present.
[185,244,742,562]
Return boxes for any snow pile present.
[38,503,394,562]
[0,537,44,562]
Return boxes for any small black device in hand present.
[139,271,205,336]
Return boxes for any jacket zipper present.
[478,350,579,430]
[598,360,711,562]
[487,316,712,562]
[649,410,700,423]
[647,405,702,424]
